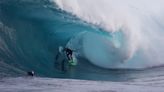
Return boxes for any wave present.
[54,0,164,69]
[0,0,108,78]
[1,0,164,79]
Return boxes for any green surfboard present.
[68,57,77,66]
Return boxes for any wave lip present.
[54,0,164,69]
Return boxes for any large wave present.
[0,0,106,77]
[1,0,164,79]
[54,0,164,69]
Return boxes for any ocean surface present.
[1,0,164,91]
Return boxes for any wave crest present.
[55,0,164,69]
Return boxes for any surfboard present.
[68,55,77,66]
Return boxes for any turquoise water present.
[0,0,164,81]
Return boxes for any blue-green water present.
[1,0,164,82]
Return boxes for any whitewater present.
[54,0,164,69]
[1,0,164,91]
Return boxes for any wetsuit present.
[64,48,73,60]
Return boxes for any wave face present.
[0,0,79,77]
[54,0,164,69]
[1,0,164,80]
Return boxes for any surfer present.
[55,47,73,61]
[55,46,72,71]
[63,47,78,66]
[63,47,73,61]
[55,46,77,71]
[27,71,35,77]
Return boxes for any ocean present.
[1,0,164,91]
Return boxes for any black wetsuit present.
[64,48,73,60]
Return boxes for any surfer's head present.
[27,71,35,77]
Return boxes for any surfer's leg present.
[67,54,72,61]
[69,54,73,60]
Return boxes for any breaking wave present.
[1,0,164,79]
[54,0,164,69]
